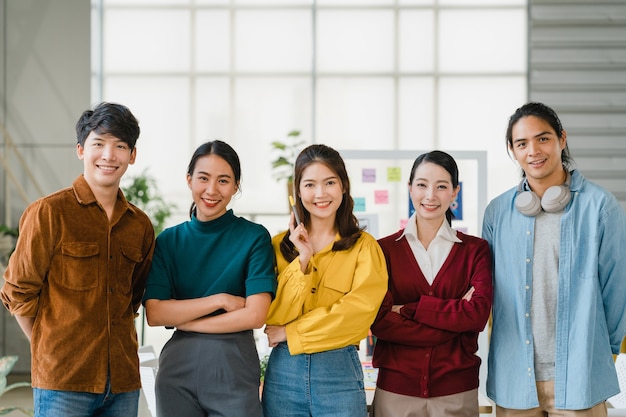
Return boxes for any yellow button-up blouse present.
[266,230,388,355]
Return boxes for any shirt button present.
[525,340,530,345]
[526,258,531,263]
[428,291,433,296]
[311,288,316,294]
[525,285,530,290]
[525,313,529,317]
[526,230,531,235]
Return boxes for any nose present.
[205,180,217,194]
[314,184,325,197]
[101,144,115,160]
[526,141,538,155]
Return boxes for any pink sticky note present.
[374,190,389,204]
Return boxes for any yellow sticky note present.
[387,167,401,182]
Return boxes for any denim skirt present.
[262,342,367,417]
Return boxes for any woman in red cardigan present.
[371,150,493,417]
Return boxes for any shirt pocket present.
[61,242,99,291]
[118,246,144,293]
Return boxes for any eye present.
[218,178,230,184]
[303,183,314,188]
[326,180,336,186]
[117,144,129,150]
[437,184,449,190]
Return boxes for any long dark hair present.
[505,102,573,176]
[280,144,361,262]
[187,140,241,218]
[409,150,459,226]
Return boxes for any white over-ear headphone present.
[515,171,572,217]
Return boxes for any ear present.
[186,173,192,190]
[452,184,461,201]
[76,143,84,160]
[560,130,567,150]
[129,147,137,165]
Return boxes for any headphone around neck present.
[515,171,572,217]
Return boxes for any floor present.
[0,374,152,417]
[0,374,32,416]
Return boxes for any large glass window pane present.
[399,10,435,73]
[438,76,526,199]
[104,10,191,72]
[232,77,312,213]
[441,0,524,5]
[104,76,191,201]
[398,77,435,150]
[195,77,231,145]
[235,11,312,72]
[196,11,230,72]
[317,78,394,150]
[439,9,526,73]
[317,10,394,73]
[318,0,393,4]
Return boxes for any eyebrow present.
[302,176,338,182]
[513,131,553,144]
[196,171,232,178]
[414,177,450,184]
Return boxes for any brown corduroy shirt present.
[1,175,155,393]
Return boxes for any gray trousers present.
[155,330,262,417]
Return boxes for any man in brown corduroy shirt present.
[1,102,155,417]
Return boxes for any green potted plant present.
[270,130,304,198]
[122,169,175,236]
[0,225,18,268]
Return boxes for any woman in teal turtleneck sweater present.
[143,140,276,417]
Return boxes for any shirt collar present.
[398,212,462,243]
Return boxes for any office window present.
[92,0,526,351]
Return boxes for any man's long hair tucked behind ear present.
[505,102,573,176]
[280,144,361,262]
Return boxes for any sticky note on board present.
[362,168,376,183]
[387,167,401,182]
[354,197,366,212]
[374,190,389,204]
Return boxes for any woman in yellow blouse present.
[262,144,388,417]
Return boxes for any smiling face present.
[409,161,459,224]
[510,115,567,191]
[77,131,136,191]
[187,153,238,222]
[298,162,344,224]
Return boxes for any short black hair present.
[75,102,140,150]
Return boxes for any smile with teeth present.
[314,201,331,208]
[202,198,220,206]
[97,165,117,172]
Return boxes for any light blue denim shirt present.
[482,169,626,410]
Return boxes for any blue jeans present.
[262,342,367,417]
[33,378,139,417]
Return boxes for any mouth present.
[97,164,118,173]
[202,198,221,207]
[314,201,331,208]
[421,203,440,210]
[528,158,546,167]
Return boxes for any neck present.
[528,167,567,198]
[415,216,445,250]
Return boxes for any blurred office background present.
[1,0,625,381]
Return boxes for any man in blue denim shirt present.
[482,102,626,416]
